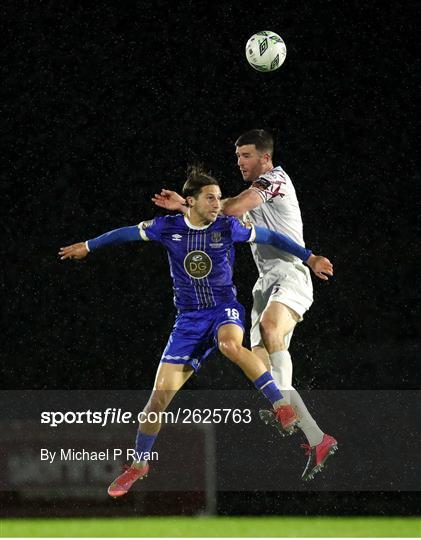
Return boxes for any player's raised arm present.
[152,190,187,213]
[220,189,263,217]
[59,225,143,260]
[252,226,333,281]
[152,188,262,218]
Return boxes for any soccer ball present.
[245,31,287,72]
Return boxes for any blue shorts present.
[161,301,245,372]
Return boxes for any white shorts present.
[250,260,314,349]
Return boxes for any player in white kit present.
[153,130,338,480]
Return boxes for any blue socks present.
[134,431,157,461]
[253,371,283,405]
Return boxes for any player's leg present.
[132,361,194,465]
[259,300,298,352]
[108,310,202,498]
[217,322,298,434]
[251,314,338,478]
[259,300,326,440]
[257,289,337,479]
[252,264,309,397]
[108,362,194,497]
[141,361,194,435]
[108,362,193,498]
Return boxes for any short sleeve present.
[249,169,287,203]
[138,217,166,242]
[228,216,256,243]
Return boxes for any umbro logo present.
[171,234,182,241]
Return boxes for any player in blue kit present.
[59,166,333,497]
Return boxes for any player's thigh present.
[260,301,299,338]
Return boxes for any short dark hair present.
[235,129,274,157]
[182,164,220,200]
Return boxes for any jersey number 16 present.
[225,308,240,319]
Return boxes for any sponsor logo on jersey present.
[171,233,182,241]
[184,250,212,279]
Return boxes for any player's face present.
[190,185,222,224]
[236,144,270,182]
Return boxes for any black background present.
[2,0,420,516]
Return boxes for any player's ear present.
[185,195,195,207]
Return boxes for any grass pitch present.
[1,516,420,537]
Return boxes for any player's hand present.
[151,189,186,212]
[59,242,88,260]
[306,254,333,280]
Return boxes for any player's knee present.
[259,319,278,340]
[218,339,243,363]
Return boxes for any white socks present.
[270,350,293,396]
[269,350,324,447]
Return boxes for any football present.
[245,31,287,72]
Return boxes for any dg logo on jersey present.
[184,250,212,279]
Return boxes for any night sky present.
[3,0,419,392]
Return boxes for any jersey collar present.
[183,216,212,230]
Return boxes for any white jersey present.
[247,165,306,275]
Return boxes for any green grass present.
[1,516,420,537]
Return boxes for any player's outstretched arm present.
[59,225,142,260]
[152,190,187,213]
[253,226,333,281]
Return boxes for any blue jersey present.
[138,214,254,311]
